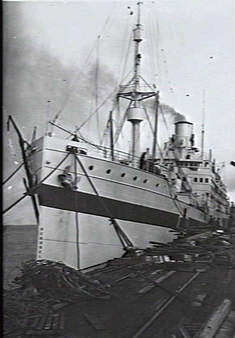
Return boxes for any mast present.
[201,89,205,160]
[127,1,144,164]
[95,35,101,143]
[117,2,158,167]
[133,1,142,92]
[152,91,159,161]
[109,110,115,161]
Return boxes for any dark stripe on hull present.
[37,184,206,229]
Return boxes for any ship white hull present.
[37,206,176,269]
[29,136,227,268]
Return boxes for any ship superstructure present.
[157,120,229,226]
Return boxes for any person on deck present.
[139,148,150,170]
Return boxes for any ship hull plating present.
[37,183,205,229]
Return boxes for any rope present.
[3,152,70,214]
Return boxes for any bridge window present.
[205,178,209,183]
[194,177,198,182]
[200,178,203,183]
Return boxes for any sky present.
[3,0,235,224]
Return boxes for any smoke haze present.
[3,2,117,223]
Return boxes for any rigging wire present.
[3,162,24,185]
[3,152,70,215]
[75,154,133,248]
[95,35,101,144]
[142,104,154,134]
[2,149,40,185]
[114,101,132,144]
[119,23,133,84]
[146,6,157,86]
[159,104,170,134]
[72,70,132,134]
[150,2,171,92]
[155,21,162,88]
[51,44,96,126]
[43,238,121,247]
[113,11,135,145]
[100,98,118,146]
[51,2,119,128]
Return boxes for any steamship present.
[23,2,229,267]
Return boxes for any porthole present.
[143,179,148,183]
[40,228,44,231]
[121,173,126,177]
[88,165,94,170]
[106,169,111,174]
[155,183,159,187]
[39,236,43,240]
[133,176,137,181]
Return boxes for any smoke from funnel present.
[143,98,186,124]
[160,103,186,123]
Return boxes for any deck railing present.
[85,143,168,173]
